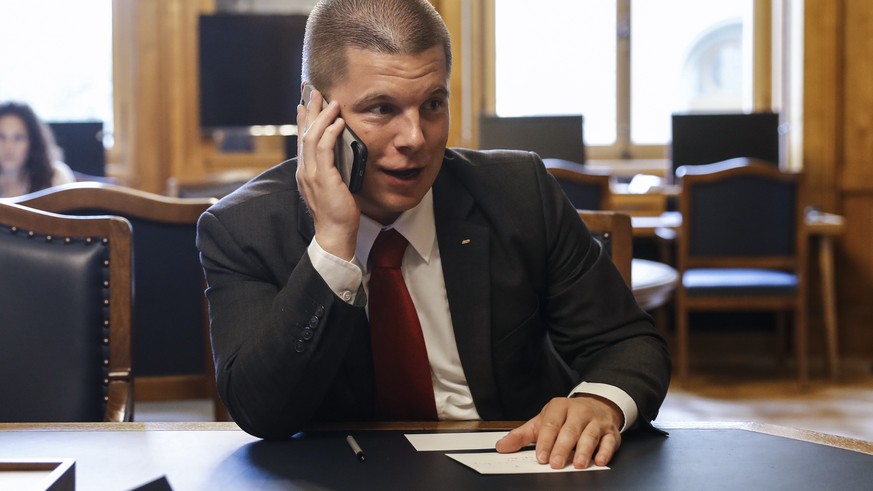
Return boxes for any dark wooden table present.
[2,421,871,490]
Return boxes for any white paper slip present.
[405,431,510,451]
[446,450,609,475]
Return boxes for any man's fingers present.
[495,419,538,453]
[571,423,601,468]
[548,419,585,469]
[571,423,620,468]
[296,104,306,163]
[533,400,568,465]
[297,97,344,196]
[592,431,620,467]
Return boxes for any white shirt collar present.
[356,190,436,273]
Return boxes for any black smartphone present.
[300,84,368,193]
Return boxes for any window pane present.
[495,0,617,145]
[630,0,752,144]
[0,1,113,134]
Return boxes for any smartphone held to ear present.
[301,84,368,193]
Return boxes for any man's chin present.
[358,195,423,224]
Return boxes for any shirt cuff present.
[569,382,639,433]
[307,239,362,304]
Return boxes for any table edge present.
[1,420,870,456]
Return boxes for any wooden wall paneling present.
[132,0,168,193]
[841,0,873,191]
[837,0,873,356]
[110,0,136,183]
[805,0,873,359]
[166,0,212,188]
[113,0,171,192]
[435,0,464,149]
[113,0,213,193]
[801,0,842,358]
[753,0,773,110]
[433,0,486,150]
[839,197,873,355]
[802,0,842,213]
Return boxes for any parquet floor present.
[658,360,873,443]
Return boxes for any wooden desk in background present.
[1,421,871,490]
[610,182,680,217]
[630,211,847,378]
[805,211,846,378]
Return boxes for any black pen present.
[346,435,366,462]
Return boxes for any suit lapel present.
[433,157,502,419]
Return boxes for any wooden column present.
[805,0,873,357]
[112,0,213,193]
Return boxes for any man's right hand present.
[296,88,360,261]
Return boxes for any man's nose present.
[395,111,425,150]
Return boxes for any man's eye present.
[426,99,446,111]
[371,104,393,115]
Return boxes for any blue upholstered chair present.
[544,158,612,211]
[0,201,133,422]
[9,182,225,419]
[674,159,807,386]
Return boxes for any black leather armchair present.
[9,182,224,419]
[0,201,133,422]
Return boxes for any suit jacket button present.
[315,305,325,316]
[308,315,320,329]
[301,327,314,340]
[294,340,306,353]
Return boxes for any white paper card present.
[404,431,510,451]
[446,450,609,475]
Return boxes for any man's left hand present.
[495,395,623,469]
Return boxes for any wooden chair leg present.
[775,312,788,369]
[819,235,840,378]
[795,303,809,389]
[676,299,689,387]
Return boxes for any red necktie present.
[367,228,438,420]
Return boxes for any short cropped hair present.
[302,0,452,95]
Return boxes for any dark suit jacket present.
[197,148,671,440]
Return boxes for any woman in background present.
[0,101,75,197]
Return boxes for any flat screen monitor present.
[198,14,307,130]
[47,121,105,176]
[479,114,586,164]
[670,112,780,177]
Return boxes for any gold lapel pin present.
[461,239,471,245]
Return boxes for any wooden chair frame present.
[0,202,133,421]
[546,159,612,211]
[578,210,633,287]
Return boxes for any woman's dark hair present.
[0,101,58,192]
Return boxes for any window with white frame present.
[494,0,755,158]
[0,1,113,142]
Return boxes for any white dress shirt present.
[307,190,638,430]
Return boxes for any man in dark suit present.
[196,0,670,470]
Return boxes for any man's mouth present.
[383,168,422,180]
